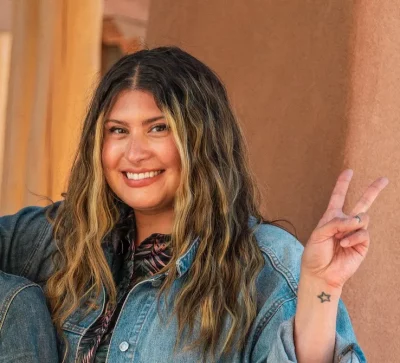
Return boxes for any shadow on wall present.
[145,0,354,243]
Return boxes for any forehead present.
[108,90,162,121]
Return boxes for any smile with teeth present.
[125,170,164,180]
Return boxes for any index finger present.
[350,177,389,215]
[326,169,354,212]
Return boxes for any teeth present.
[126,170,162,180]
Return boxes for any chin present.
[123,199,170,212]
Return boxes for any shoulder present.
[249,217,304,300]
[253,222,304,280]
[0,201,63,281]
[239,218,305,358]
[0,201,62,234]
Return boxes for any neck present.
[134,208,174,247]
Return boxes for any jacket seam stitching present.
[62,285,106,336]
[259,246,299,295]
[62,323,85,335]
[131,295,156,361]
[19,221,52,278]
[250,296,297,358]
[0,283,41,332]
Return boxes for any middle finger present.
[350,177,389,216]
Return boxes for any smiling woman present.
[0,46,383,363]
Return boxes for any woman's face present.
[102,90,181,214]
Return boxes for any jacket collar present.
[110,203,259,279]
[175,236,200,277]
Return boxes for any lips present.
[121,170,165,188]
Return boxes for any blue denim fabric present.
[0,204,366,362]
[0,271,58,362]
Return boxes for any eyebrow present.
[105,115,165,126]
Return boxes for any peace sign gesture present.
[300,169,389,289]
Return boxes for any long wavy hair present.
[46,46,284,361]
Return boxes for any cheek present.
[101,149,112,186]
[102,141,121,171]
[165,142,181,171]
[101,144,123,190]
[101,148,111,174]
[174,151,182,172]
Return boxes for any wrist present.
[295,272,341,363]
[299,269,344,297]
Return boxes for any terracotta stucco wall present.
[146,1,354,243]
[145,1,399,361]
[342,1,400,362]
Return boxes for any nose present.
[125,133,152,163]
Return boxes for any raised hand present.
[300,169,389,289]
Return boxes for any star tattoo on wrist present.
[317,291,331,303]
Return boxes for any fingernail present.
[341,239,350,247]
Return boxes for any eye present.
[109,126,127,134]
[150,124,169,133]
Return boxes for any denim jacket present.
[0,203,366,362]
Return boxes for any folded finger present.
[334,213,369,240]
[313,213,369,242]
[340,228,369,248]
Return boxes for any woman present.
[0,47,388,362]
